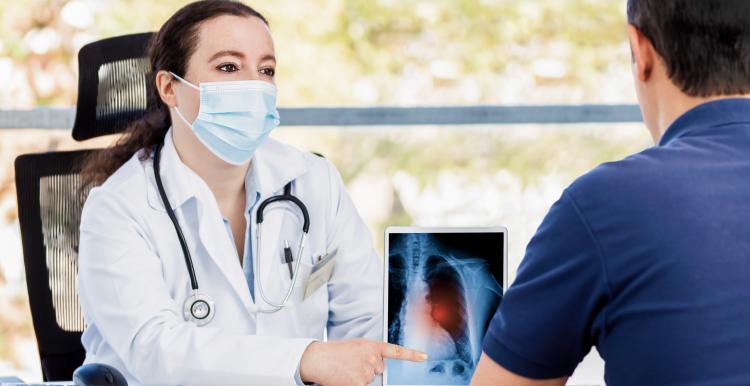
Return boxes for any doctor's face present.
[168,14,277,125]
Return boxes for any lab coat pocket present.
[274,251,315,304]
[291,258,314,303]
[259,253,328,338]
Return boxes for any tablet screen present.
[385,229,505,386]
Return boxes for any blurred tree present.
[0,0,632,108]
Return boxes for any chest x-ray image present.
[385,228,505,386]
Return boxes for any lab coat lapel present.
[251,139,311,306]
[195,185,254,309]
[145,130,194,212]
[149,129,254,311]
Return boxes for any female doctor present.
[76,1,425,385]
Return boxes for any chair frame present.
[15,150,97,381]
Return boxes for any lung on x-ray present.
[386,231,504,385]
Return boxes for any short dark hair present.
[627,0,750,97]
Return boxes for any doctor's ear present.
[155,70,178,108]
[628,25,655,83]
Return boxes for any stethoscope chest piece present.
[183,291,215,326]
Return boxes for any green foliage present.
[0,0,631,107]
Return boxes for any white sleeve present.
[77,188,313,385]
[322,161,384,342]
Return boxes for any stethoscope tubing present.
[255,227,307,312]
[153,143,200,290]
[152,142,311,317]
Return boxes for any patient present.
[472,1,750,385]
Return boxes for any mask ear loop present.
[169,71,200,90]
[169,71,200,127]
[171,103,193,127]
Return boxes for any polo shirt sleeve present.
[482,190,611,379]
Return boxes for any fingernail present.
[419,353,428,361]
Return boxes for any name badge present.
[303,249,337,299]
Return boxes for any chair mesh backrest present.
[15,150,95,381]
[72,32,153,141]
[39,173,88,332]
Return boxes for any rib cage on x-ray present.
[388,233,503,385]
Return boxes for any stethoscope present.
[153,142,310,326]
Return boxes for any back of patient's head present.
[627,0,750,97]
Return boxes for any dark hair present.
[627,0,750,97]
[81,0,268,187]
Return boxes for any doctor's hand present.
[299,339,427,386]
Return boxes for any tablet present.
[383,227,507,386]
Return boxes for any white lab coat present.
[77,130,383,385]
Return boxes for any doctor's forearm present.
[127,319,314,385]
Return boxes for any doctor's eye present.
[217,63,239,73]
[260,67,275,77]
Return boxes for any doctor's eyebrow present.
[207,50,276,64]
[208,50,245,62]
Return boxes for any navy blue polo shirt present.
[483,99,750,385]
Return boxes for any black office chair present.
[14,32,153,382]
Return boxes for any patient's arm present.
[470,353,568,386]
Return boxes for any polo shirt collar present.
[659,98,750,146]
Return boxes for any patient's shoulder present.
[565,146,675,209]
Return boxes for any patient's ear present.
[155,70,177,108]
[628,25,655,83]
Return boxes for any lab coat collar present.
[145,129,196,212]
[252,135,311,197]
[145,129,312,212]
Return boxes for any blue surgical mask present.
[170,72,281,165]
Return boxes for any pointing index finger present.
[381,343,428,362]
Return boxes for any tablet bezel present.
[382,226,508,386]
